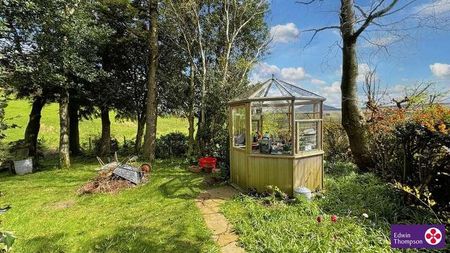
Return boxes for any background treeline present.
[0,0,269,166]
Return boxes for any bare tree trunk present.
[59,91,70,169]
[135,114,145,153]
[24,96,45,157]
[222,42,232,85]
[143,0,158,161]
[99,106,111,156]
[188,113,195,155]
[340,0,373,170]
[69,98,81,156]
[194,6,208,150]
[187,62,196,157]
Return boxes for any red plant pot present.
[198,157,217,173]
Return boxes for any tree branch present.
[353,0,399,39]
[354,4,368,18]
[302,25,340,47]
[296,0,320,4]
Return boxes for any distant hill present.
[295,104,340,112]
[323,104,340,111]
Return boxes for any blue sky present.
[250,0,450,107]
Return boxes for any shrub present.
[155,132,188,159]
[198,126,231,179]
[118,138,136,156]
[6,139,45,160]
[323,120,351,163]
[92,136,119,156]
[324,161,357,177]
[368,105,450,213]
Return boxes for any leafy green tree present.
[164,0,269,158]
[93,0,188,156]
[1,0,110,166]
[194,0,269,153]
[0,0,52,157]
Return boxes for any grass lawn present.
[0,157,218,253]
[4,99,189,150]
[221,163,437,253]
[2,99,445,252]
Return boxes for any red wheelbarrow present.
[198,157,217,173]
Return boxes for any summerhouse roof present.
[229,76,325,104]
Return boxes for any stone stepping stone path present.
[195,186,245,253]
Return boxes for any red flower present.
[331,215,337,222]
[316,216,322,223]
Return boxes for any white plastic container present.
[13,158,33,175]
[294,187,312,200]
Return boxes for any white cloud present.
[250,62,308,83]
[249,62,280,83]
[280,67,307,82]
[270,23,300,43]
[416,0,450,16]
[383,84,407,102]
[250,63,342,106]
[311,78,327,85]
[357,63,372,82]
[430,63,450,78]
[323,81,340,93]
[319,81,341,107]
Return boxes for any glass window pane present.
[295,103,320,119]
[297,121,318,151]
[266,82,285,97]
[232,107,246,148]
[251,101,293,155]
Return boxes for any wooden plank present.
[249,150,324,159]
[292,154,323,191]
[229,107,234,184]
[246,103,252,155]
[290,99,295,155]
[247,156,293,195]
[295,119,323,123]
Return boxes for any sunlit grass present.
[221,162,436,253]
[4,99,189,150]
[0,157,218,253]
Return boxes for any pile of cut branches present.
[78,157,150,195]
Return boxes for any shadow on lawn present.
[80,226,211,253]
[158,173,205,200]
[23,227,211,253]
[25,233,67,253]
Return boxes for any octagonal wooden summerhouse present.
[228,77,326,195]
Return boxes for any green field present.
[4,99,189,150]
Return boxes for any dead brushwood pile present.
[78,160,150,195]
